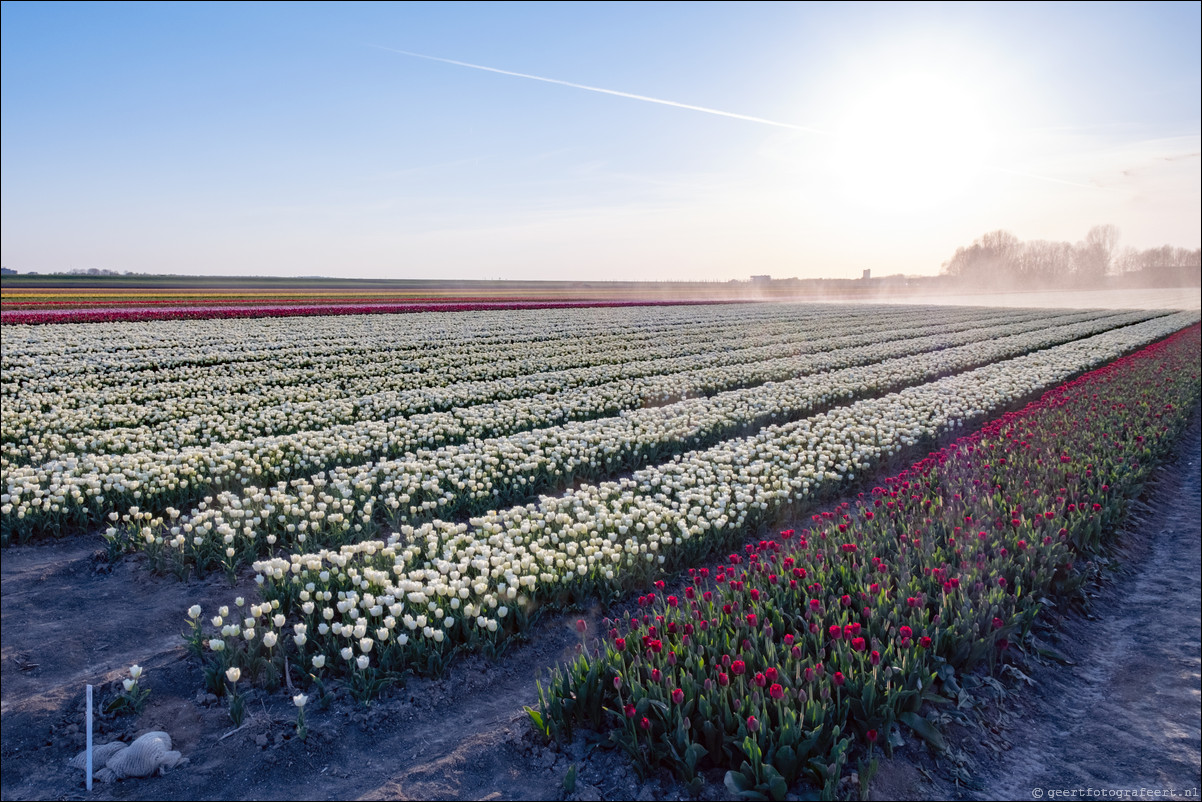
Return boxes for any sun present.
[828,70,997,212]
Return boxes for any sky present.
[2,1,1199,282]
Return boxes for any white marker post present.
[85,684,93,791]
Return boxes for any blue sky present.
[2,1,1199,281]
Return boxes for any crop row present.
[1,303,886,393]
[3,301,1033,379]
[0,298,738,326]
[2,305,1071,460]
[531,322,1201,799]
[4,309,1143,542]
[176,312,1197,694]
[118,310,1172,574]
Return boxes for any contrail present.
[372,45,1105,191]
[370,44,826,134]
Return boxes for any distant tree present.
[941,230,1020,288]
[1113,244,1201,286]
[1023,240,1076,286]
[1072,224,1120,286]
[943,224,1133,289]
[1114,245,1141,274]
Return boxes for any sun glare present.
[829,70,997,212]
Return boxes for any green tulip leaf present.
[899,712,946,751]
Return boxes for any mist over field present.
[837,287,1202,310]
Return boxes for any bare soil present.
[965,403,1201,801]
[2,406,1199,802]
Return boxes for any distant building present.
[750,274,772,283]
[862,269,871,280]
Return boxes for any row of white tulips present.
[4,301,832,376]
[2,305,1056,464]
[5,307,1099,472]
[1,308,1144,540]
[228,311,1196,679]
[135,308,1162,569]
[1,304,871,417]
[5,302,744,372]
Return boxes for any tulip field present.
[534,321,1201,798]
[2,300,1199,799]
[0,274,747,326]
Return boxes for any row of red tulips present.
[0,298,733,325]
[532,324,1200,799]
[3,295,640,308]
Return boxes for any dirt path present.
[2,408,1199,801]
[0,541,655,802]
[968,404,1202,801]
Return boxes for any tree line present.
[941,225,1200,289]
